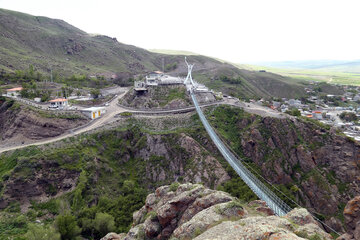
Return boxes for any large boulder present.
[338,196,360,240]
[101,183,333,240]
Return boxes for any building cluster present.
[134,71,184,91]
[134,71,212,93]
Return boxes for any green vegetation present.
[169,182,180,192]
[0,104,350,238]
[25,223,60,240]
[339,112,358,122]
[286,108,301,117]
[55,214,81,240]
[165,62,177,72]
[247,64,360,86]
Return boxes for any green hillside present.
[0,8,307,99]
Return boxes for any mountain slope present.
[0,8,306,98]
[0,8,161,76]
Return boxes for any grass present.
[246,64,360,86]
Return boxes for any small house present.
[49,98,68,109]
[81,107,106,119]
[312,111,323,120]
[145,71,163,86]
[134,81,147,92]
[6,87,23,97]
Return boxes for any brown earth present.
[0,99,88,143]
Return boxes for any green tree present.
[286,108,301,117]
[93,212,115,238]
[28,64,34,78]
[90,89,100,99]
[25,223,61,240]
[55,213,81,240]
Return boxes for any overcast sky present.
[1,0,359,63]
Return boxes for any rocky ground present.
[101,183,333,240]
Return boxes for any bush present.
[286,108,301,117]
[169,182,180,192]
[25,223,61,240]
[55,213,81,240]
[165,62,177,72]
[93,212,116,238]
[339,112,358,122]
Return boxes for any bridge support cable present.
[190,92,292,216]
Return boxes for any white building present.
[145,71,163,86]
[49,98,68,109]
[134,81,147,91]
[81,107,106,119]
[6,87,23,97]
[158,75,183,85]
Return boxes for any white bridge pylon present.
[184,57,195,87]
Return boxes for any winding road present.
[0,87,284,154]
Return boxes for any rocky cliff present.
[0,98,88,143]
[338,196,360,240]
[102,183,332,240]
[0,127,230,211]
[207,106,360,232]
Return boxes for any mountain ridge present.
[0,8,306,98]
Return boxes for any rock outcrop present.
[338,196,360,240]
[214,106,360,231]
[102,183,333,240]
[0,128,230,211]
[0,99,88,142]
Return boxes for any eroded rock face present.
[105,183,333,240]
[237,115,360,229]
[338,196,360,240]
[0,100,88,142]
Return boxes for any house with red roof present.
[6,87,23,97]
[49,98,68,109]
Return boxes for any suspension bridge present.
[184,57,342,235]
[184,57,291,216]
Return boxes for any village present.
[259,81,360,141]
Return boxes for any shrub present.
[93,212,116,238]
[286,108,301,117]
[55,213,81,240]
[25,223,61,240]
[169,182,180,192]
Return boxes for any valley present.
[0,5,359,240]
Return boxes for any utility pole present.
[50,68,53,83]
[162,58,164,72]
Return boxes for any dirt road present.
[0,87,130,154]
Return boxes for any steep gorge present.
[0,106,359,238]
[206,105,360,232]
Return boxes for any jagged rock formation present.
[338,196,360,240]
[103,183,332,240]
[209,106,360,232]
